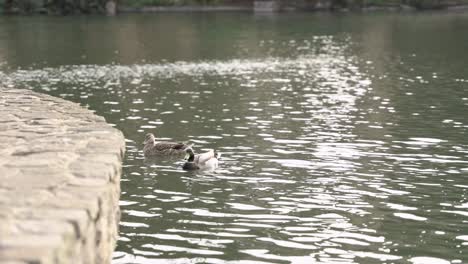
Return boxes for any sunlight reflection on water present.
[1,26,466,264]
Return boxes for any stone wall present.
[254,0,280,12]
[4,0,468,14]
[0,88,125,264]
[280,0,468,11]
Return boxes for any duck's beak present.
[184,153,190,160]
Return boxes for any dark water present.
[1,12,468,264]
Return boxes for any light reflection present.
[1,19,466,264]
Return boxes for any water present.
[1,12,468,264]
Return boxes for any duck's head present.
[184,148,195,161]
[143,133,155,145]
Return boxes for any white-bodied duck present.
[182,148,220,171]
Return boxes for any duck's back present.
[195,150,215,164]
[200,158,218,170]
[155,142,186,151]
[144,141,188,156]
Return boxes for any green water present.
[1,12,468,264]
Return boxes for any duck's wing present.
[155,142,188,151]
[196,150,216,165]
[171,142,189,150]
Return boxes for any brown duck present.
[143,133,192,157]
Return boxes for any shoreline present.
[2,3,468,15]
[118,5,251,13]
[118,3,468,14]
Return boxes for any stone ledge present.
[0,88,125,264]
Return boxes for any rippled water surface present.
[1,12,468,264]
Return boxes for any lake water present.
[1,12,467,264]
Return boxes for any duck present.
[182,148,220,171]
[143,133,192,157]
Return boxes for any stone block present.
[0,88,125,264]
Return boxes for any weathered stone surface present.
[0,88,125,264]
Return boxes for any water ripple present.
[1,23,467,263]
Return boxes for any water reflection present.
[1,13,467,264]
